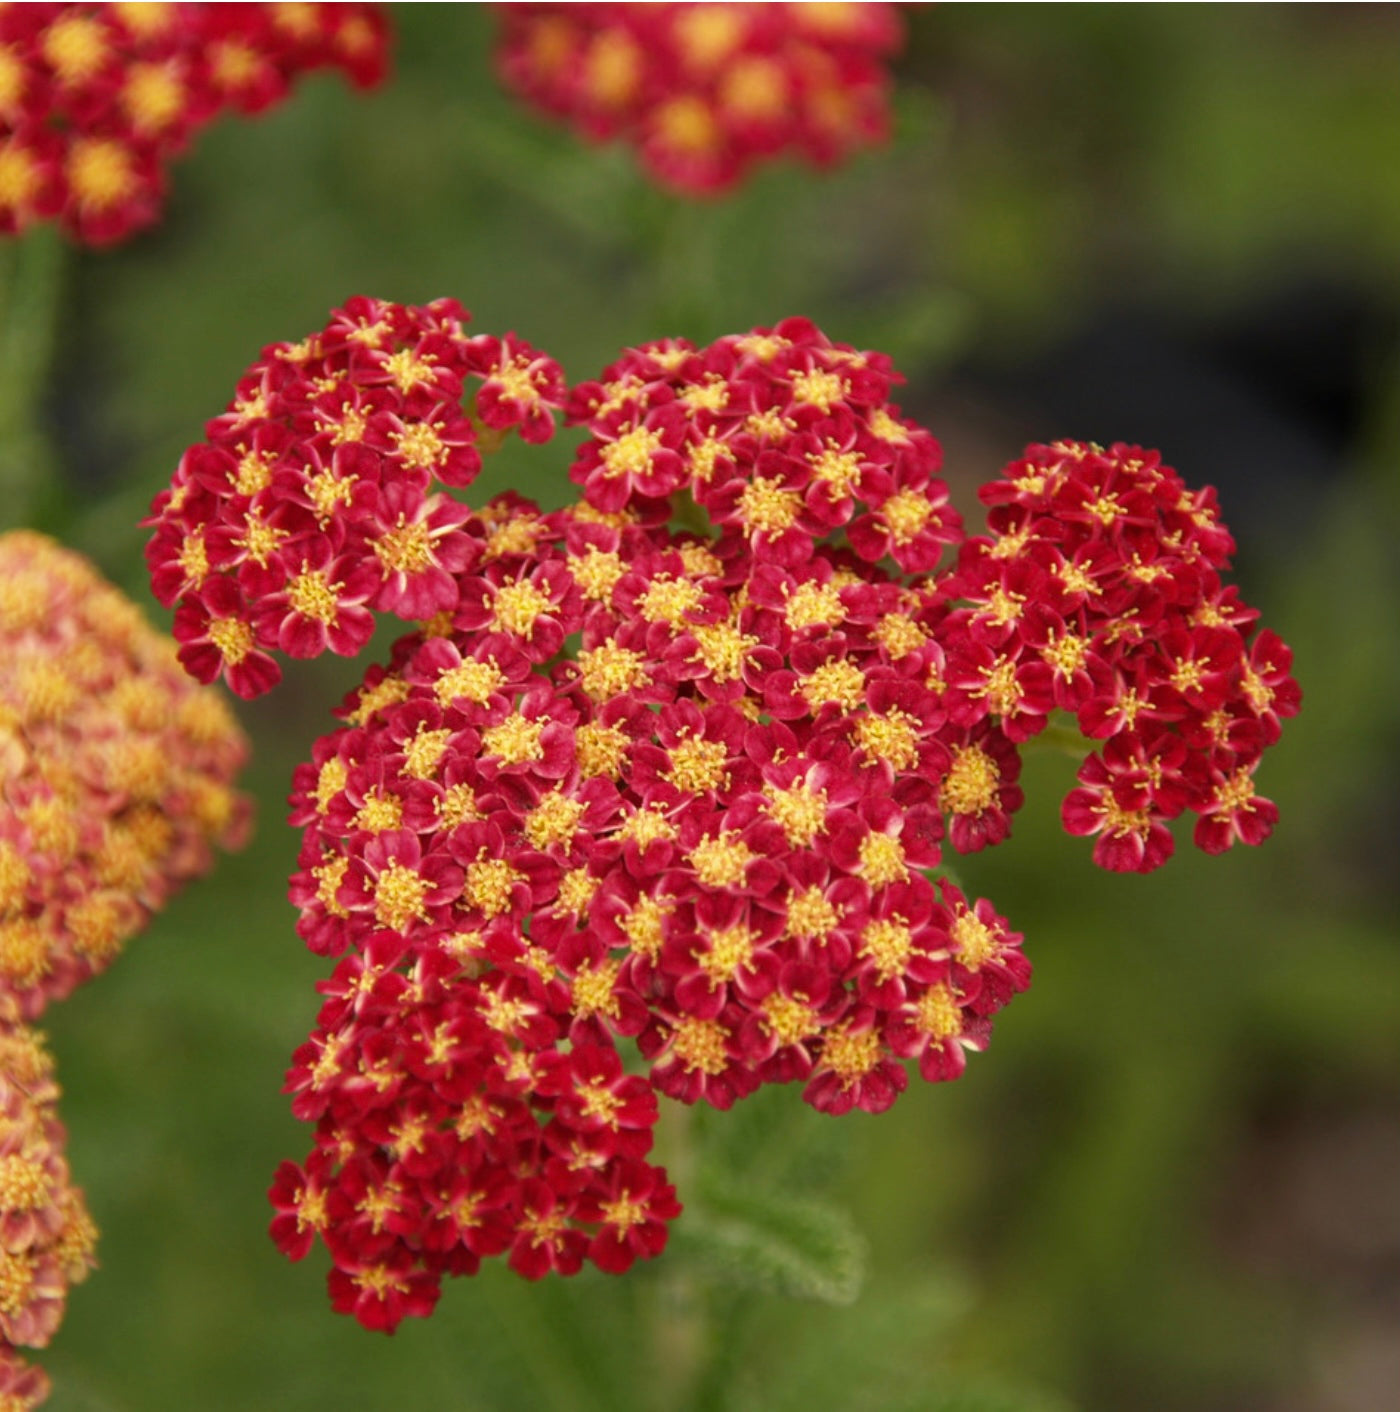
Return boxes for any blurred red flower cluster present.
[496,2,903,195]
[0,2,387,244]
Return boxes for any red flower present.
[577,1158,681,1274]
[0,4,390,245]
[146,298,567,698]
[254,318,1295,1331]
[495,4,903,197]
[959,440,1299,872]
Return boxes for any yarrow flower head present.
[495,3,903,195]
[0,2,388,245]
[0,996,99,1409]
[145,296,568,698]
[148,301,1298,1330]
[0,530,251,1018]
[944,440,1302,871]
[255,311,1038,1332]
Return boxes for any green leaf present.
[732,1272,1076,1412]
[674,1185,867,1305]
[883,1381,1075,1412]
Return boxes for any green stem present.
[0,225,68,532]
[650,1099,707,1411]
[685,1288,752,1412]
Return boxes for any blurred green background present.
[3,5,1397,1409]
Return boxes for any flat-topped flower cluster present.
[1,531,251,1018]
[147,299,1298,1332]
[0,1000,100,1411]
[0,2,387,244]
[146,295,566,698]
[495,3,903,195]
[0,531,250,1404]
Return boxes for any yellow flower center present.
[786,885,841,943]
[578,639,649,700]
[940,744,999,816]
[481,714,544,765]
[853,708,920,771]
[575,721,630,780]
[916,983,963,1040]
[881,487,935,546]
[208,616,254,666]
[288,568,341,624]
[621,894,672,960]
[762,992,820,1047]
[856,832,908,888]
[571,958,622,1020]
[790,367,847,412]
[68,137,138,210]
[698,924,755,985]
[687,832,753,888]
[951,908,1000,968]
[820,1024,882,1088]
[665,735,728,794]
[525,790,586,849]
[737,476,802,535]
[801,659,866,712]
[639,574,705,626]
[392,421,447,472]
[762,780,829,846]
[492,580,552,638]
[690,621,758,684]
[671,1016,730,1075]
[600,425,664,480]
[402,725,451,780]
[568,546,625,602]
[434,658,506,707]
[373,861,429,931]
[464,856,524,918]
[785,579,845,632]
[373,516,434,575]
[860,916,914,981]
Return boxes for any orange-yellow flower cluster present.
[0,999,98,1410]
[0,530,251,1019]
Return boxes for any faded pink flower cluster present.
[0,1003,99,1410]
[145,300,1298,1333]
[1,530,251,1018]
[0,530,252,1406]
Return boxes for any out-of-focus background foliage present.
[8,5,1398,1409]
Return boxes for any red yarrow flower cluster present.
[943,440,1302,872]
[0,531,251,1018]
[145,296,568,698]
[0,3,388,245]
[495,3,902,195]
[265,316,1034,1332]
[143,302,1297,1330]
[0,999,100,1410]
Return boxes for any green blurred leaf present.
[676,1185,867,1305]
